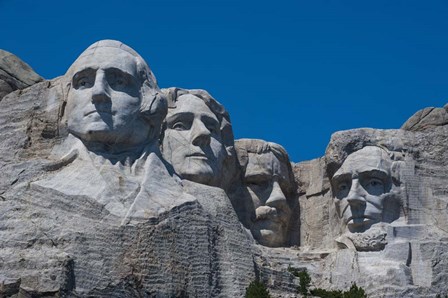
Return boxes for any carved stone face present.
[245,151,292,247]
[332,146,393,233]
[162,94,227,186]
[65,47,148,145]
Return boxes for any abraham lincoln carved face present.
[331,146,402,233]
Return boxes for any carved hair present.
[330,145,404,186]
[235,138,295,195]
[235,139,290,167]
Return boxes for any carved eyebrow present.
[201,114,220,128]
[331,172,351,183]
[165,112,194,124]
[72,67,96,80]
[358,169,389,180]
[105,67,136,79]
[245,172,272,183]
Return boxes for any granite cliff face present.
[0,40,447,297]
[0,50,43,100]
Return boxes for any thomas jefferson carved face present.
[65,47,149,146]
[244,150,292,247]
[331,146,399,233]
[162,94,227,186]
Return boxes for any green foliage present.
[245,280,271,298]
[343,284,367,298]
[310,283,366,298]
[287,267,367,298]
[287,265,301,277]
[288,266,311,296]
[436,294,448,298]
[310,288,343,298]
[298,271,311,296]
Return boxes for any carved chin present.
[179,164,217,186]
[252,220,286,247]
[255,229,285,247]
[68,120,121,143]
[346,217,380,233]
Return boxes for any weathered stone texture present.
[289,124,448,297]
[2,42,448,297]
[0,50,43,100]
[402,104,448,131]
[0,74,255,297]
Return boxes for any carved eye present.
[247,181,270,193]
[172,122,188,130]
[75,76,93,89]
[338,182,349,192]
[202,118,220,134]
[246,175,271,193]
[369,179,383,187]
[109,76,127,88]
[362,178,385,195]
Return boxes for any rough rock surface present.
[0,47,255,297]
[293,124,448,297]
[402,104,448,131]
[0,50,43,100]
[1,41,448,298]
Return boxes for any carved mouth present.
[346,216,378,226]
[84,110,114,116]
[186,152,207,159]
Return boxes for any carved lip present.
[84,110,115,116]
[346,215,378,226]
[186,152,208,159]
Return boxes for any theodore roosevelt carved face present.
[64,40,164,148]
[161,89,233,188]
[331,146,402,233]
[235,139,294,247]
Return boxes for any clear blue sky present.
[1,0,447,162]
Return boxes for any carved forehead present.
[168,94,217,118]
[65,40,157,87]
[335,146,392,176]
[68,47,139,78]
[246,151,277,173]
[245,151,290,180]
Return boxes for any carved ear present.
[391,160,403,186]
[140,84,168,142]
[225,145,234,158]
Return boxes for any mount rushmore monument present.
[0,40,448,297]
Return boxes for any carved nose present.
[91,72,111,103]
[266,181,288,211]
[346,180,366,208]
[191,120,211,146]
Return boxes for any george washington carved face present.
[66,46,147,146]
[64,40,165,150]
